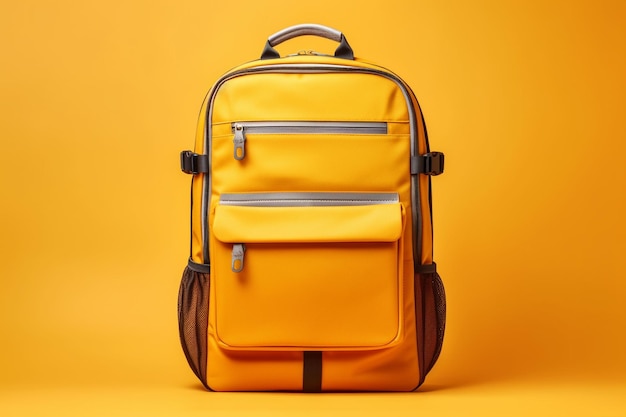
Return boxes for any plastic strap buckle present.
[412,152,445,176]
[180,150,208,174]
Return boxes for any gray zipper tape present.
[230,121,387,135]
[219,192,399,207]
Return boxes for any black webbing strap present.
[411,152,445,176]
[187,258,211,274]
[415,262,437,274]
[303,351,322,392]
[180,150,209,174]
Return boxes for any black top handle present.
[261,24,354,60]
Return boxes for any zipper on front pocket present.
[231,243,246,272]
[230,121,388,161]
[220,192,399,273]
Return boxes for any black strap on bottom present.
[303,351,322,392]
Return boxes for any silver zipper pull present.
[231,243,246,273]
[233,123,246,160]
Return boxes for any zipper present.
[223,192,398,273]
[287,50,331,57]
[220,191,398,207]
[231,243,246,272]
[231,121,388,161]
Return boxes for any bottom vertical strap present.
[303,351,322,392]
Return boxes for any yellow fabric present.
[191,54,431,390]
[213,204,403,243]
[213,241,403,350]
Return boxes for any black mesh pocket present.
[428,272,446,371]
[417,271,447,379]
[177,266,210,388]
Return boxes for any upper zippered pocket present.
[231,121,388,160]
[203,63,422,268]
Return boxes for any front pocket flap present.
[213,203,403,243]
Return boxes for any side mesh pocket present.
[177,265,210,388]
[420,271,446,376]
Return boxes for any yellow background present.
[1,0,625,415]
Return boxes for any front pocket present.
[211,192,405,351]
[231,121,388,160]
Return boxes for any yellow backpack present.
[178,24,446,392]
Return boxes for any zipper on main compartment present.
[223,192,399,272]
[231,121,388,161]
